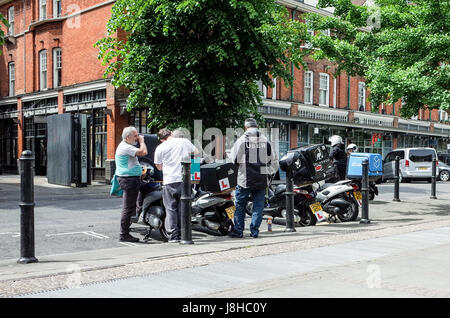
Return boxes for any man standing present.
[229,118,278,238]
[154,128,199,243]
[115,126,148,242]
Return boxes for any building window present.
[358,82,366,111]
[319,73,329,106]
[8,62,15,96]
[39,50,48,90]
[53,0,62,17]
[256,80,267,99]
[40,0,47,20]
[305,20,314,48]
[304,71,313,104]
[53,48,62,88]
[7,6,14,35]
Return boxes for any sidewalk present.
[1,174,450,297]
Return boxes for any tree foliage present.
[96,0,308,131]
[306,0,450,118]
[0,13,8,50]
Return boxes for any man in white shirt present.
[154,128,199,243]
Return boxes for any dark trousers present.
[117,176,141,236]
[162,182,182,240]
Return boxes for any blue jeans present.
[233,186,265,237]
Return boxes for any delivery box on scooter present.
[200,162,238,193]
[346,152,383,181]
[280,144,334,185]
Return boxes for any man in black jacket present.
[228,118,278,238]
[329,135,347,180]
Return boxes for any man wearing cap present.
[228,118,278,238]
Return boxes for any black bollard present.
[284,169,296,232]
[360,158,371,224]
[393,155,401,202]
[430,158,437,199]
[18,150,38,264]
[180,158,194,244]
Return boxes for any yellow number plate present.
[309,202,323,214]
[225,206,236,219]
[418,167,428,171]
[354,191,362,201]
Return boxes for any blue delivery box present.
[346,153,383,181]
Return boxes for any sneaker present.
[228,231,243,238]
[168,239,180,243]
[119,234,140,242]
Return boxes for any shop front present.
[0,102,18,173]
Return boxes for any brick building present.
[1,0,449,182]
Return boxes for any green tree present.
[0,13,8,50]
[96,0,308,131]
[306,0,450,118]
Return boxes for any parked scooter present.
[131,161,168,241]
[293,184,322,226]
[310,179,360,222]
[245,175,309,226]
[191,186,235,236]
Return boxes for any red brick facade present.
[1,0,448,178]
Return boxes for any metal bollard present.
[360,158,371,224]
[393,155,401,202]
[284,169,296,232]
[430,158,437,199]
[180,159,194,244]
[18,150,38,264]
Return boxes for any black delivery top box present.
[282,144,334,185]
[200,162,238,193]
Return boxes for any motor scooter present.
[310,179,359,222]
[191,186,235,236]
[131,161,168,241]
[245,175,304,225]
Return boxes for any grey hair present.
[172,128,190,139]
[244,118,258,128]
[122,126,137,140]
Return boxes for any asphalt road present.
[0,180,449,261]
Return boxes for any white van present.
[383,147,438,183]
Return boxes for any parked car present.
[438,153,450,166]
[382,147,438,183]
[438,160,450,182]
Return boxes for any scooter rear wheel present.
[337,198,359,222]
[298,205,317,227]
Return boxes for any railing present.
[258,105,290,116]
[298,106,348,123]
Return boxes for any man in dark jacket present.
[228,118,278,238]
[328,135,347,180]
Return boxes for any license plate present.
[309,202,323,213]
[225,206,235,219]
[354,191,362,201]
[309,202,325,222]
[418,167,428,171]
